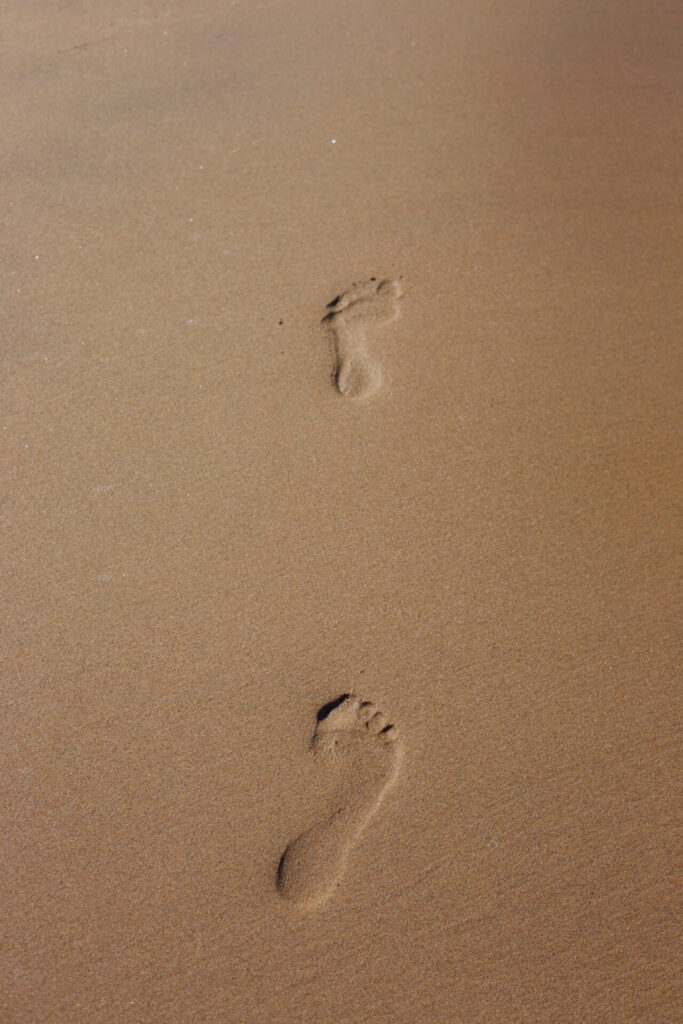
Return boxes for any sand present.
[2,1,681,1021]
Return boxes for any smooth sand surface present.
[2,2,681,1022]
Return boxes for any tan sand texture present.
[2,1,681,1022]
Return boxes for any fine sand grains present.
[277,695,403,907]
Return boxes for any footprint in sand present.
[322,277,403,399]
[277,694,403,907]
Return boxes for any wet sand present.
[2,1,681,1021]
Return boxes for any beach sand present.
[2,2,681,1021]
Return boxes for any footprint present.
[277,694,403,907]
[322,277,403,399]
